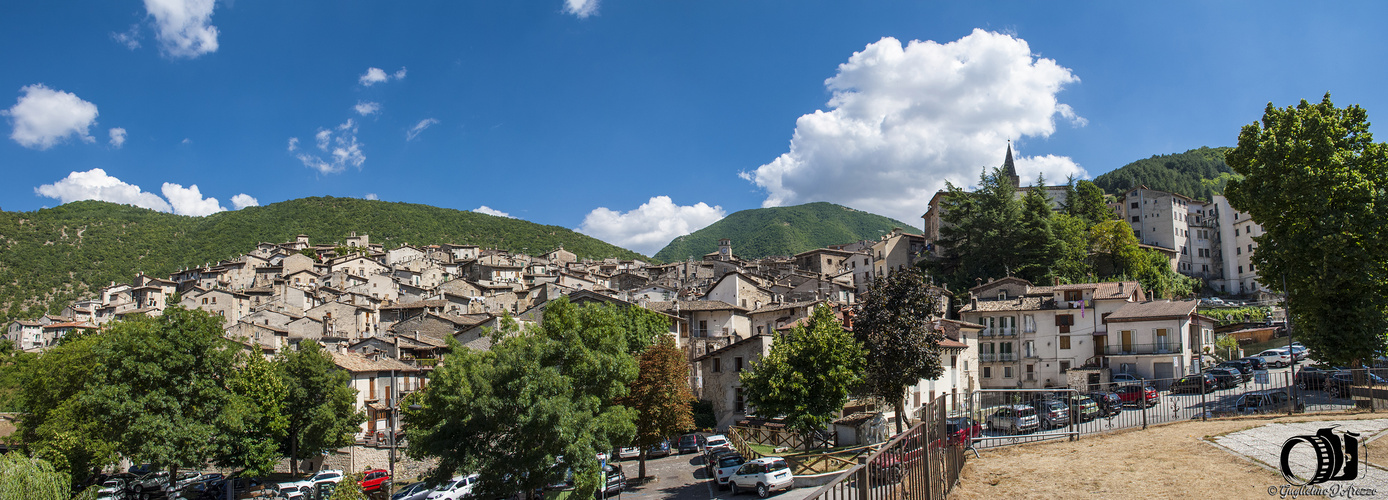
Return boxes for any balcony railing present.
[1104,342,1183,356]
[980,352,1018,362]
[980,327,1017,337]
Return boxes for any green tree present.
[0,452,69,500]
[82,307,240,486]
[405,298,638,499]
[16,333,118,481]
[1089,220,1143,277]
[329,472,367,500]
[217,351,290,476]
[1225,93,1388,366]
[1050,213,1092,284]
[741,305,864,440]
[624,337,694,480]
[1070,180,1113,225]
[279,340,363,476]
[935,168,1025,291]
[1015,180,1060,283]
[854,268,945,434]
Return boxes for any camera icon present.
[1280,426,1360,485]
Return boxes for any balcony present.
[1104,342,1184,356]
[979,327,1017,338]
[980,352,1018,362]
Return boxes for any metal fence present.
[801,395,965,500]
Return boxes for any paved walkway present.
[1211,419,1388,497]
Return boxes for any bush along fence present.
[802,395,965,500]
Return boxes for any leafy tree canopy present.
[741,305,864,438]
[624,336,694,478]
[404,297,639,499]
[278,340,363,476]
[1225,93,1388,366]
[854,268,945,434]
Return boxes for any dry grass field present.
[951,412,1388,499]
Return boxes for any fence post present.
[1141,395,1148,430]
[857,455,870,500]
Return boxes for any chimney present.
[1119,282,1125,294]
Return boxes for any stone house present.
[1103,299,1216,385]
[695,333,775,430]
[330,352,424,440]
[702,272,774,311]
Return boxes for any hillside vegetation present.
[0,197,645,324]
[1092,146,1239,201]
[654,202,915,261]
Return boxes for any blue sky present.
[3,1,1386,255]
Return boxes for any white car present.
[728,457,794,498]
[617,446,641,460]
[1257,349,1292,368]
[279,469,344,494]
[704,435,731,457]
[426,474,479,500]
[713,453,747,489]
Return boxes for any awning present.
[1092,330,1108,336]
[367,402,389,411]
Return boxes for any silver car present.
[986,405,1040,434]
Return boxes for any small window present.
[1060,361,1070,373]
[1060,336,1071,349]
[735,357,744,372]
[983,367,992,378]
[998,291,1008,300]
[1003,367,1013,378]
[712,358,721,373]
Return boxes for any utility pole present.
[1284,274,1295,416]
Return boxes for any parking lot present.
[612,448,817,500]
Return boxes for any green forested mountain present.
[654,202,915,261]
[1092,147,1239,201]
[0,197,644,323]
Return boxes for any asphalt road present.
[613,451,816,500]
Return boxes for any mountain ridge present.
[654,202,916,261]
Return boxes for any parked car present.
[704,435,732,457]
[1197,390,1304,418]
[1256,349,1292,368]
[944,416,983,446]
[1239,357,1268,371]
[728,457,794,498]
[1087,391,1123,417]
[426,474,479,500]
[1116,385,1159,407]
[647,438,672,458]
[986,405,1040,434]
[678,434,704,454]
[617,445,641,460]
[1217,360,1254,382]
[393,481,436,500]
[706,448,741,475]
[1171,373,1217,394]
[1110,373,1144,387]
[1295,365,1339,390]
[359,469,392,492]
[712,453,747,489]
[1205,368,1241,389]
[1289,345,1309,361]
[95,479,129,500]
[1069,395,1100,422]
[1029,400,1070,429]
[279,469,344,496]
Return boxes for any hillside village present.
[3,146,1276,447]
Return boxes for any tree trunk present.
[290,429,299,476]
[638,448,647,481]
[894,398,906,435]
[169,465,179,496]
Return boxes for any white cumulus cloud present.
[295,119,365,174]
[364,193,378,200]
[578,196,725,256]
[230,193,259,210]
[35,168,245,217]
[354,101,381,116]
[161,182,225,216]
[4,84,100,150]
[563,0,599,18]
[109,127,127,148]
[473,206,512,218]
[359,66,406,86]
[143,0,219,59]
[740,29,1087,223]
[36,169,170,212]
[406,118,439,141]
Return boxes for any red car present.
[1115,385,1160,408]
[945,417,983,446]
[358,469,391,492]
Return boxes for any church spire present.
[1002,140,1020,188]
